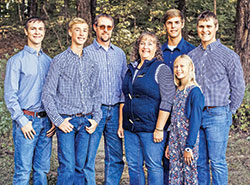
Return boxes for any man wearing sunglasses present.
[84,13,127,185]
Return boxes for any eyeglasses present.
[97,25,113,31]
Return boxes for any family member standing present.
[4,17,55,185]
[122,32,175,185]
[161,10,195,184]
[162,9,195,72]
[165,55,204,185]
[188,11,245,185]
[42,18,102,185]
[84,13,127,185]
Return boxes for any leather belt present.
[62,112,92,118]
[203,106,217,111]
[23,110,47,118]
[102,103,119,108]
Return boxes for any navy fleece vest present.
[122,58,163,132]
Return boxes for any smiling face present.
[165,16,184,40]
[24,20,45,48]
[94,16,114,46]
[69,23,88,46]
[174,57,191,82]
[139,35,157,62]
[197,18,218,48]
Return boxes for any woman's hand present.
[184,149,194,165]
[165,145,170,159]
[153,129,164,143]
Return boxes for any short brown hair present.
[68,17,88,30]
[24,16,45,30]
[94,13,114,27]
[163,9,184,24]
[197,11,218,26]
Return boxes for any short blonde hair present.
[173,54,199,88]
[163,9,184,24]
[68,17,88,30]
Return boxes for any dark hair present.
[94,13,114,27]
[130,32,163,62]
[163,9,184,24]
[197,11,218,26]
[24,16,45,30]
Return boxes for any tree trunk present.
[235,0,250,85]
[214,0,217,15]
[28,0,38,17]
[177,0,187,40]
[76,0,93,44]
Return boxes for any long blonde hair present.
[173,54,199,88]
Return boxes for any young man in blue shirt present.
[188,11,245,185]
[162,9,195,185]
[42,17,102,185]
[84,13,127,185]
[4,17,55,185]
[162,9,195,72]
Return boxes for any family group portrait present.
[0,0,249,184]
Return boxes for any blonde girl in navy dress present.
[165,54,204,185]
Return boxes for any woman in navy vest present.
[120,32,175,185]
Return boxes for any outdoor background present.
[0,0,249,184]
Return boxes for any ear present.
[24,28,28,36]
[68,29,72,37]
[216,23,219,31]
[181,20,185,29]
[93,24,97,32]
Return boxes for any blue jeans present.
[12,115,52,185]
[198,105,232,185]
[84,104,124,185]
[124,130,166,185]
[56,115,91,185]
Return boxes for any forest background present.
[0,0,249,184]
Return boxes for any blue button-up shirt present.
[162,38,195,72]
[42,47,102,126]
[188,40,245,113]
[84,39,127,105]
[4,45,51,127]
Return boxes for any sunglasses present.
[97,25,113,31]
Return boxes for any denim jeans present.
[12,115,52,185]
[198,105,232,185]
[56,115,91,185]
[124,130,166,185]
[84,104,124,185]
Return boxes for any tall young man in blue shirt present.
[84,13,127,185]
[188,11,245,185]
[42,18,102,185]
[162,9,195,185]
[4,17,55,185]
[162,9,195,72]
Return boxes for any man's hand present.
[85,119,98,134]
[165,145,170,159]
[117,126,124,138]
[58,117,73,133]
[46,123,56,137]
[21,121,36,140]
[153,129,164,143]
[184,150,194,165]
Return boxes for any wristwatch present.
[185,148,192,152]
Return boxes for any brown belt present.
[62,112,92,118]
[203,106,217,111]
[23,110,47,118]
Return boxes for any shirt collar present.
[24,45,44,55]
[162,37,185,51]
[66,47,84,57]
[200,39,220,51]
[93,39,114,50]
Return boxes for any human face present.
[24,21,45,48]
[94,17,113,45]
[139,35,157,62]
[69,23,88,46]
[174,58,190,82]
[197,18,218,48]
[165,16,184,39]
